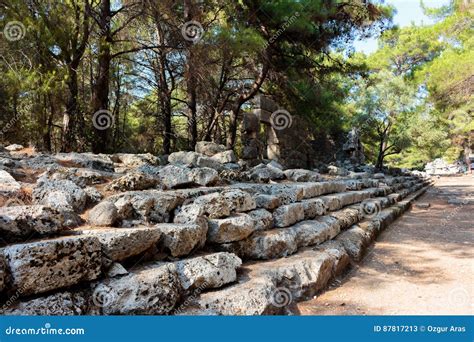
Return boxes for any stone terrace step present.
[1,252,242,315]
[183,184,430,315]
[213,181,425,261]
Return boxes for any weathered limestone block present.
[92,263,180,315]
[221,189,256,212]
[283,169,320,182]
[248,209,274,231]
[330,207,362,229]
[254,194,281,210]
[301,198,327,219]
[0,170,21,196]
[197,277,276,315]
[112,153,159,167]
[0,205,79,241]
[175,252,242,291]
[33,179,87,211]
[109,190,184,223]
[87,201,118,226]
[174,192,230,221]
[105,172,159,192]
[168,151,200,167]
[208,214,256,243]
[244,229,298,259]
[269,185,304,205]
[314,241,350,277]
[211,150,237,164]
[196,156,223,171]
[195,141,227,156]
[157,165,193,188]
[291,220,338,248]
[155,223,207,257]
[320,194,342,211]
[336,225,368,261]
[1,291,90,316]
[76,227,162,261]
[54,152,114,172]
[248,164,285,182]
[189,167,219,186]
[273,203,304,228]
[2,236,102,296]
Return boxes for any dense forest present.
[0,0,472,169]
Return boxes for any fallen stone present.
[168,151,200,167]
[189,167,219,186]
[107,263,129,278]
[284,169,320,182]
[112,153,159,167]
[195,141,226,157]
[54,152,114,172]
[2,236,102,296]
[414,202,430,209]
[5,144,24,152]
[33,179,87,211]
[211,150,237,164]
[0,170,21,196]
[87,201,119,226]
[105,172,160,192]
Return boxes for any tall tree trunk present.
[92,0,112,153]
[62,66,79,152]
[184,0,198,150]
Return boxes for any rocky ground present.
[0,142,432,315]
[296,175,473,315]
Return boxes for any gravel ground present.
[295,175,474,315]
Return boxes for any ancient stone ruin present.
[0,143,431,315]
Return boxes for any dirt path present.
[296,175,474,315]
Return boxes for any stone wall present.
[0,146,431,315]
